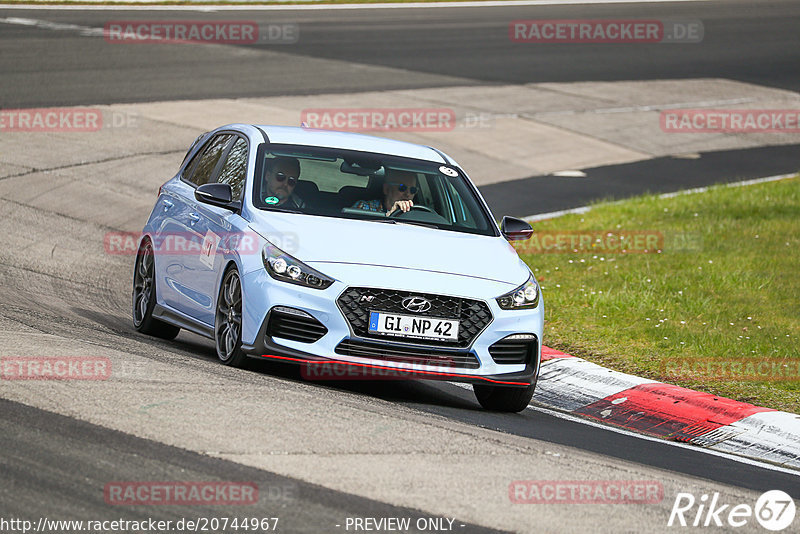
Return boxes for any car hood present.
[248,211,529,287]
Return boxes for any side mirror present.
[195,183,238,211]
[500,216,533,241]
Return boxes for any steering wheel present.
[388,205,435,217]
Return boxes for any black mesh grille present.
[267,309,327,343]
[488,336,538,365]
[335,339,480,369]
[336,287,492,348]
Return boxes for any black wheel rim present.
[133,243,154,326]
[216,271,242,361]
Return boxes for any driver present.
[351,169,417,215]
[264,156,305,208]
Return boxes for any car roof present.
[251,125,449,164]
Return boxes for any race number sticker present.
[199,230,221,269]
[439,166,458,177]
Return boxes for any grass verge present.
[514,176,800,413]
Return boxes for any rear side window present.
[181,132,209,166]
[184,134,233,187]
[216,137,248,201]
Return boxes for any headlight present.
[496,274,539,310]
[262,244,334,290]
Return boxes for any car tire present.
[132,239,181,340]
[215,267,248,367]
[473,381,536,413]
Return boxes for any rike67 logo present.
[668,490,796,531]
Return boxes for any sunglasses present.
[274,172,298,186]
[387,182,418,194]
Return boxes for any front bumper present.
[239,269,543,387]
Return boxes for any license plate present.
[368,311,459,342]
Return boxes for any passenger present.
[264,156,305,208]
[351,169,418,215]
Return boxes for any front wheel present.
[473,382,536,412]
[215,268,248,367]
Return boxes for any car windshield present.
[252,144,497,237]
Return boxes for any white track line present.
[524,206,593,222]
[524,172,797,222]
[0,0,714,11]
[529,404,800,476]
[0,16,104,35]
[658,173,798,199]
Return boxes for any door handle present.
[188,213,201,224]
[163,199,174,211]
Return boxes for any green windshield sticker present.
[264,196,280,205]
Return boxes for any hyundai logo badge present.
[402,296,432,313]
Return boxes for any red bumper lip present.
[258,353,533,386]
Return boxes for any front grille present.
[488,336,538,366]
[337,287,492,348]
[266,309,327,343]
[334,339,480,369]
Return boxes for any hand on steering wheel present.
[387,203,434,217]
[386,200,414,215]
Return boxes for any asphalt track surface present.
[1,1,800,532]
[2,0,799,214]
[0,399,504,534]
[483,143,800,217]
[1,0,800,107]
